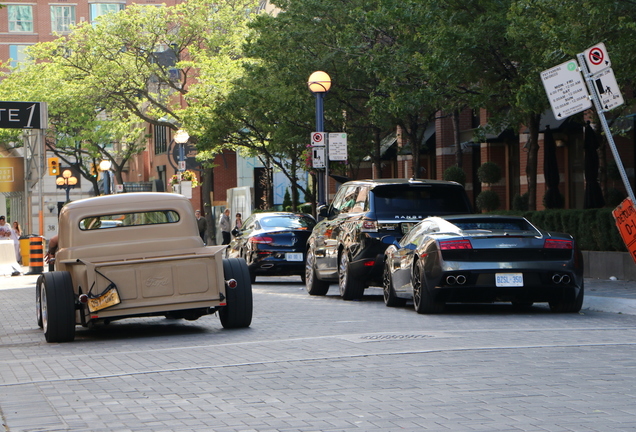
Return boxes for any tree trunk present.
[525,113,542,211]
[452,110,463,169]
[290,156,298,212]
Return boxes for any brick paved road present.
[1,275,636,431]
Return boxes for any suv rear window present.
[372,185,471,217]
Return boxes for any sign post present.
[576,48,632,203]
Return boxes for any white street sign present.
[311,132,325,146]
[312,145,325,168]
[592,67,624,112]
[541,59,592,119]
[584,42,611,75]
[310,132,326,168]
[328,133,348,161]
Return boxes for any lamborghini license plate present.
[495,273,523,287]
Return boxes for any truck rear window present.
[79,210,180,230]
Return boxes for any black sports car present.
[227,212,316,283]
[382,215,584,313]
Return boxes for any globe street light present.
[56,169,78,202]
[308,71,331,206]
[174,129,190,175]
[99,159,112,195]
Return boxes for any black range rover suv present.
[305,178,472,300]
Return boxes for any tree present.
[0,61,145,194]
[10,0,258,195]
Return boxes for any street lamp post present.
[308,71,332,206]
[99,159,112,195]
[173,129,190,194]
[56,169,78,202]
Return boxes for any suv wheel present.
[338,252,364,300]
[305,246,329,295]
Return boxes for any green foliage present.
[512,193,529,211]
[476,190,500,212]
[606,188,626,207]
[442,165,466,186]
[282,188,292,211]
[477,162,502,185]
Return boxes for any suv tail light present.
[544,239,573,249]
[361,220,378,232]
[439,239,472,250]
[250,236,273,244]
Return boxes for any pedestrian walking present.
[195,210,208,244]
[219,208,231,245]
[10,221,22,263]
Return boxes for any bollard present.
[19,238,30,267]
[27,236,44,274]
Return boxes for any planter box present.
[583,251,636,280]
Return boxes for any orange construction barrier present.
[27,236,44,274]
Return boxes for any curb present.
[583,295,636,316]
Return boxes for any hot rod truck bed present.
[36,193,252,343]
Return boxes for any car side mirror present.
[317,205,328,218]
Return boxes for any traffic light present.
[47,157,60,176]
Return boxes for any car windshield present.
[451,218,538,233]
[259,215,316,230]
[372,185,471,217]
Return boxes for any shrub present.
[282,189,292,211]
[605,188,625,207]
[477,161,502,185]
[442,165,466,186]
[476,190,500,212]
[512,193,529,211]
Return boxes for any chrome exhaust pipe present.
[456,275,466,285]
[446,275,456,285]
[552,274,563,284]
[561,274,571,284]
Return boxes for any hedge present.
[490,208,625,252]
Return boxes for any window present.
[50,6,76,33]
[9,45,32,69]
[79,210,180,231]
[90,3,125,24]
[8,5,33,32]
[154,125,167,154]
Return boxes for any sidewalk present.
[2,268,635,314]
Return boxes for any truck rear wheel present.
[219,258,253,329]
[39,271,76,343]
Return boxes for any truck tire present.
[39,271,76,343]
[36,275,44,328]
[219,258,253,329]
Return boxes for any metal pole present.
[577,53,635,203]
[103,170,110,195]
[315,93,326,206]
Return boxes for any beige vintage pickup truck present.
[36,192,252,343]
